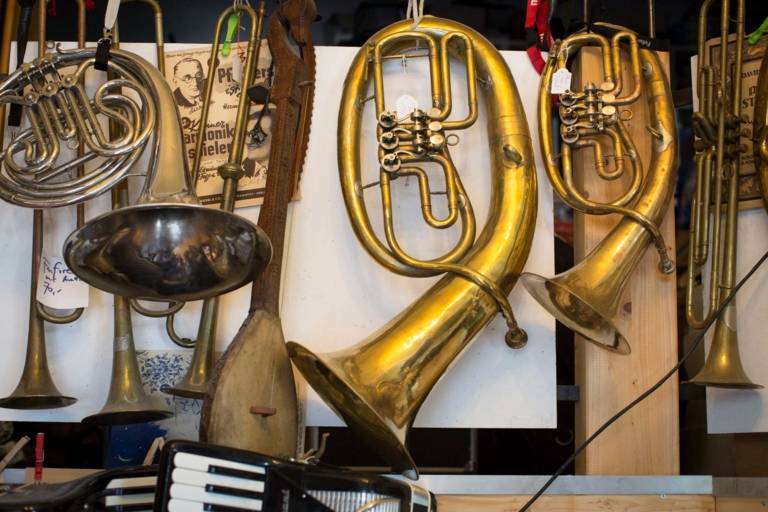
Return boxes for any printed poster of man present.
[164,41,275,208]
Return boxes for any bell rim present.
[520,271,631,355]
[287,341,419,480]
[684,376,764,389]
[0,394,77,410]
[63,203,272,302]
[82,408,174,426]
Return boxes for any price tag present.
[36,255,89,310]
[396,94,419,118]
[550,68,573,95]
[231,53,243,85]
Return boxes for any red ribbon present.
[525,0,554,75]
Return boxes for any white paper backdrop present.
[0,43,556,429]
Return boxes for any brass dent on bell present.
[288,16,537,479]
[520,23,678,355]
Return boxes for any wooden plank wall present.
[572,49,679,474]
[437,495,714,511]
[436,495,768,511]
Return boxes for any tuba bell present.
[288,16,537,478]
[519,24,678,353]
[685,0,760,388]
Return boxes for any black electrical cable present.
[518,247,768,512]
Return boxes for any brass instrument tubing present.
[165,2,265,381]
[438,32,476,129]
[0,0,18,146]
[648,0,656,39]
[373,32,442,115]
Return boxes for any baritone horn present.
[0,0,85,409]
[288,16,537,478]
[0,15,272,300]
[519,24,678,354]
[83,0,174,424]
[686,0,760,388]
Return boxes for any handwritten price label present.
[36,256,89,310]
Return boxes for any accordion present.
[0,440,436,511]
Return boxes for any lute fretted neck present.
[249,0,316,315]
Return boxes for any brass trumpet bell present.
[82,351,173,425]
[686,317,762,389]
[0,357,76,409]
[164,299,217,399]
[520,265,631,354]
[64,204,272,302]
[83,296,173,425]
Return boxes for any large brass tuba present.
[519,24,677,353]
[685,0,760,388]
[288,16,537,478]
[0,25,272,302]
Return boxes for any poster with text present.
[164,41,275,208]
[706,35,768,210]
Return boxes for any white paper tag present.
[104,0,121,32]
[396,94,419,118]
[550,68,573,94]
[232,54,243,85]
[36,256,89,310]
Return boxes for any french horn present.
[520,24,677,353]
[685,0,759,388]
[0,27,272,302]
[288,16,537,478]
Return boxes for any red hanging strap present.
[525,0,554,75]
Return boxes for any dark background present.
[4,0,768,477]
[39,0,768,90]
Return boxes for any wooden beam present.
[716,497,768,512]
[437,495,713,511]
[572,48,679,474]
